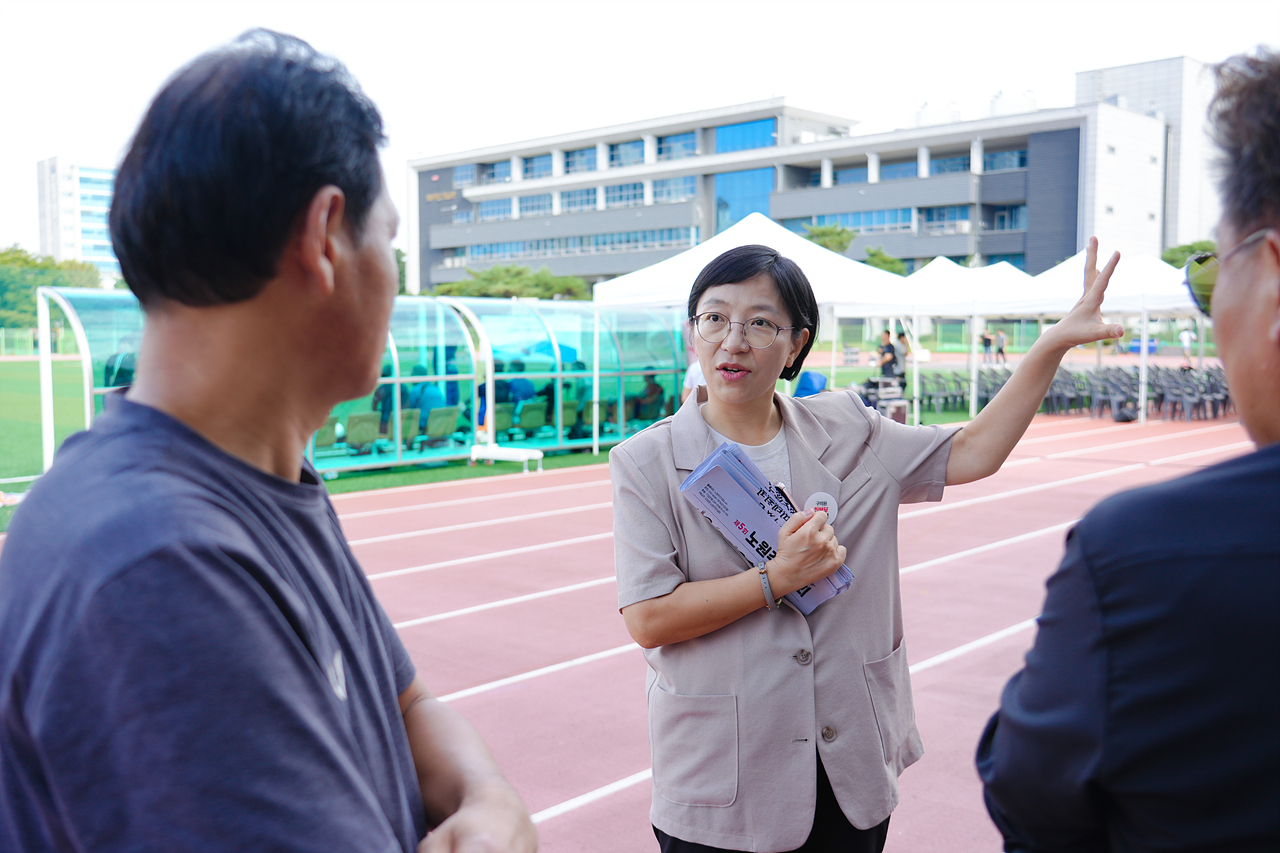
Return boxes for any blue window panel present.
[523,154,552,180]
[921,205,970,222]
[814,208,913,234]
[880,161,918,181]
[808,171,822,187]
[564,147,597,174]
[835,166,867,185]
[80,210,108,224]
[478,199,513,222]
[80,227,109,240]
[657,131,696,160]
[609,140,645,168]
[715,118,777,154]
[991,204,1027,230]
[561,188,597,212]
[466,227,694,262]
[930,155,970,175]
[452,209,473,224]
[653,176,696,204]
[713,168,774,234]
[780,217,814,234]
[519,194,552,217]
[986,253,1026,270]
[78,176,114,190]
[454,164,476,187]
[479,160,512,185]
[984,149,1028,171]
[605,182,644,208]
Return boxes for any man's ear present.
[294,186,347,296]
[1264,230,1280,344]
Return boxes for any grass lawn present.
[0,360,976,532]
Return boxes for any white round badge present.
[804,492,838,523]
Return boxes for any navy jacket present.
[977,442,1280,852]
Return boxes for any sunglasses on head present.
[1183,228,1272,317]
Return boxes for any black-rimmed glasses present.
[692,312,795,349]
[1183,228,1272,317]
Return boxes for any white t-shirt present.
[683,361,705,391]
[1179,329,1197,348]
[706,418,792,492]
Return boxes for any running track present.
[0,413,1252,851]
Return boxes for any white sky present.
[2,0,1275,254]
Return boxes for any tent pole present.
[969,313,980,419]
[829,312,837,389]
[1138,303,1149,426]
[1196,314,1205,370]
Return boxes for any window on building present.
[713,168,775,233]
[605,182,644,208]
[609,140,645,168]
[781,217,815,234]
[983,150,1028,171]
[452,209,474,224]
[880,161,918,181]
[478,198,513,221]
[808,171,822,187]
[657,132,696,160]
[80,227,109,241]
[815,208,913,234]
[920,205,971,234]
[561,188,597,212]
[454,164,476,187]
[519,194,553,217]
[465,227,697,262]
[835,166,868,185]
[80,210,108,224]
[715,118,777,154]
[930,155,970,175]
[991,204,1027,230]
[564,147,597,174]
[479,161,512,185]
[77,176,114,191]
[986,253,1026,271]
[653,176,696,204]
[523,154,552,180]
[79,194,111,207]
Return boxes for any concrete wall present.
[770,171,977,219]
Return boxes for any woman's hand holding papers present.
[766,510,847,597]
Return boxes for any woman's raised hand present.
[1042,236,1127,351]
[768,509,847,597]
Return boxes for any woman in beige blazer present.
[612,242,1123,853]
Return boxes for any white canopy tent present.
[592,212,903,309]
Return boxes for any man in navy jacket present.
[976,50,1280,852]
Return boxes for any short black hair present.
[1210,49,1280,234]
[110,29,386,308]
[687,244,818,382]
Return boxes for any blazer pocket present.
[863,640,922,773]
[648,685,738,807]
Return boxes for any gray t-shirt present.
[0,396,424,853]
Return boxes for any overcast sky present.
[2,0,1275,254]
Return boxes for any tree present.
[1162,240,1216,270]
[433,264,590,300]
[0,246,100,328]
[863,246,907,276]
[802,223,854,253]
[395,248,407,294]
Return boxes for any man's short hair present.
[110,30,386,308]
[1210,49,1280,233]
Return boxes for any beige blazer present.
[612,388,956,852]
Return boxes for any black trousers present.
[653,758,890,853]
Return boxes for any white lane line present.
[900,520,1079,575]
[348,502,612,545]
[532,769,653,824]
[1015,423,1142,445]
[394,577,615,629]
[338,479,611,520]
[909,618,1038,674]
[437,643,640,704]
[1042,422,1241,459]
[526,619,1042,825]
[366,532,613,580]
[328,463,610,501]
[902,439,1251,519]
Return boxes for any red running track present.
[0,413,1252,851]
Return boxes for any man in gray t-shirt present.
[0,30,534,853]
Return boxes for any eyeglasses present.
[692,312,795,349]
[1183,228,1272,317]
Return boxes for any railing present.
[921,220,971,235]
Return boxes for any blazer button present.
[795,649,812,665]
[821,726,837,742]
